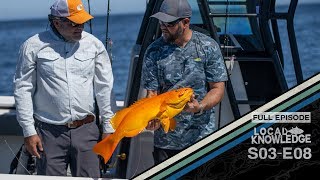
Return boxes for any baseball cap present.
[151,0,192,23]
[50,0,93,24]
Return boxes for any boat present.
[0,0,305,179]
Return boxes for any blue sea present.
[0,3,319,101]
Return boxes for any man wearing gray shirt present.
[143,0,228,165]
[13,0,114,177]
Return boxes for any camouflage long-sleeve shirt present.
[142,31,228,150]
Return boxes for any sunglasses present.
[58,17,83,27]
[159,19,183,27]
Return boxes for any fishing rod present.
[105,0,113,62]
[99,1,113,177]
[106,0,111,48]
[87,0,93,34]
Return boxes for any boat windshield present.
[189,0,252,35]
[188,0,264,52]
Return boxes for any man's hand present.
[24,134,43,158]
[184,94,201,113]
[146,119,161,131]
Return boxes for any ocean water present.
[0,13,143,100]
[0,3,319,101]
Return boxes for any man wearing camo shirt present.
[142,0,228,164]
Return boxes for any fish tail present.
[93,134,120,164]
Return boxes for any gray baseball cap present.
[151,0,192,23]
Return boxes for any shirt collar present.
[49,27,65,42]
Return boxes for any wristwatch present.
[194,102,204,115]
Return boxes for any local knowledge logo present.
[248,112,312,160]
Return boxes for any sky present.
[0,0,318,21]
[0,0,147,21]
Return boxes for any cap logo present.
[77,4,83,11]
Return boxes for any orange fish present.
[93,87,193,163]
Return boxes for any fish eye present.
[178,91,184,97]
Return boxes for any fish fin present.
[169,118,176,131]
[110,107,131,130]
[161,117,176,133]
[160,115,170,133]
[130,97,151,107]
[156,101,167,117]
[92,134,121,164]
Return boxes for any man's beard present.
[163,25,184,43]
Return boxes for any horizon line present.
[1,2,319,22]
